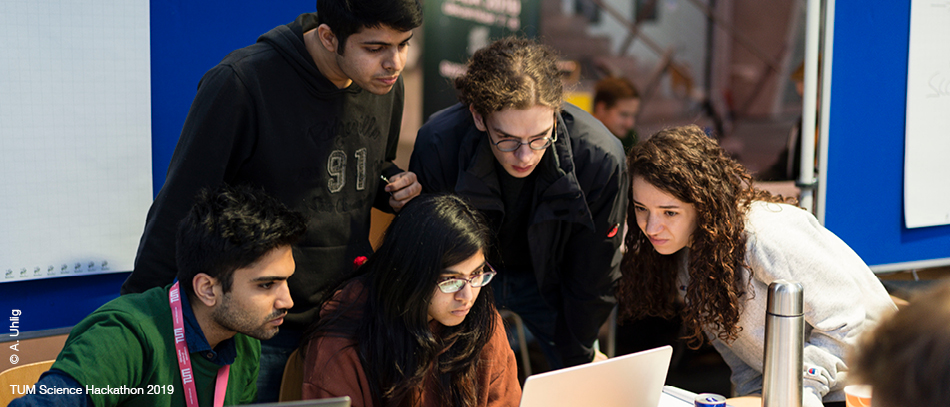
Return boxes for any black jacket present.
[122,14,404,330]
[410,103,628,365]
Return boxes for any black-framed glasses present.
[487,116,558,152]
[436,263,498,294]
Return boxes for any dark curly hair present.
[454,36,563,117]
[617,125,794,347]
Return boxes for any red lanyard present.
[170,282,230,407]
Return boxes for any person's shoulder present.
[420,104,470,133]
[74,285,172,340]
[744,201,820,249]
[63,287,170,345]
[560,104,625,178]
[216,41,282,71]
[55,288,171,366]
[320,279,369,318]
[747,201,813,226]
[416,103,472,146]
[562,103,625,159]
[95,285,170,319]
[213,18,301,76]
[302,320,360,372]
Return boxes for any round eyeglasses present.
[436,264,498,294]
[487,117,558,152]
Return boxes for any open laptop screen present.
[520,345,673,407]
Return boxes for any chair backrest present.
[279,348,304,402]
[0,360,55,405]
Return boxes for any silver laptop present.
[252,396,351,407]
[520,345,673,407]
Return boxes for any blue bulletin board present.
[821,0,950,273]
[1,1,314,332]
[6,0,949,336]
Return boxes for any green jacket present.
[52,285,259,406]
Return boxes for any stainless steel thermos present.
[762,279,804,407]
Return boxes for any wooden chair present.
[278,348,304,402]
[0,360,55,405]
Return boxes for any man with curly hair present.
[409,37,628,369]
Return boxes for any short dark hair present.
[455,36,563,118]
[316,0,423,55]
[852,282,950,407]
[175,184,306,299]
[594,76,640,109]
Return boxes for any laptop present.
[520,345,673,407]
[253,396,351,407]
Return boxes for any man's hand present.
[384,171,421,212]
[592,349,609,363]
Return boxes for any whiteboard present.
[904,0,950,229]
[0,0,152,282]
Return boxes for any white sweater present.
[679,202,896,407]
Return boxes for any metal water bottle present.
[762,279,803,407]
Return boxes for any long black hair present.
[305,194,496,407]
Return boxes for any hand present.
[592,349,609,363]
[384,171,421,212]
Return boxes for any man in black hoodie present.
[121,0,423,401]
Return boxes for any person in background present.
[617,125,895,407]
[9,185,306,406]
[851,281,950,407]
[592,76,641,152]
[121,0,423,400]
[410,37,628,369]
[301,194,521,407]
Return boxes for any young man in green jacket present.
[9,185,306,406]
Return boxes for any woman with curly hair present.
[618,125,895,407]
[301,194,521,407]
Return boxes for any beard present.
[212,293,288,341]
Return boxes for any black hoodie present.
[122,14,405,329]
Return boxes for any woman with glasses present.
[300,194,521,407]
[409,37,628,370]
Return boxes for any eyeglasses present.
[487,116,558,152]
[436,263,498,294]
